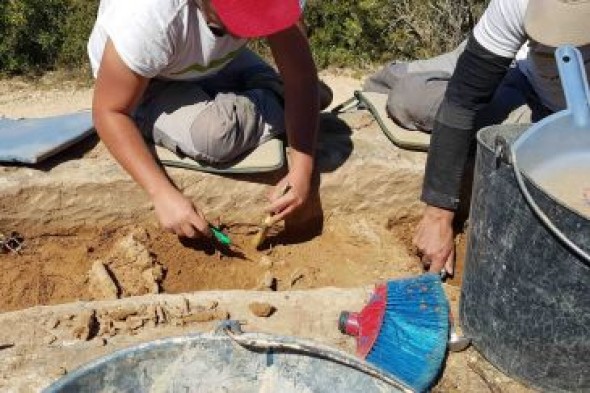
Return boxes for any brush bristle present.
[366,274,449,392]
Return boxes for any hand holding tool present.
[210,225,232,247]
[252,183,291,249]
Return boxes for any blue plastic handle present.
[556,45,590,127]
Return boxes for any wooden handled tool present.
[252,183,291,249]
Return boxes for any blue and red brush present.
[339,273,450,392]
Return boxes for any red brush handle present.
[339,312,361,336]
[338,284,387,358]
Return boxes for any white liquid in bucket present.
[528,152,590,219]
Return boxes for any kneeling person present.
[89,0,321,238]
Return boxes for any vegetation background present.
[0,0,487,77]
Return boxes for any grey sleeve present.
[421,34,513,210]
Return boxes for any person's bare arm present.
[93,39,210,238]
[265,22,319,220]
[413,206,455,274]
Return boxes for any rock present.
[180,297,191,313]
[193,300,219,312]
[145,304,158,325]
[249,302,276,318]
[88,261,119,300]
[119,232,153,270]
[72,310,98,341]
[97,319,114,337]
[111,320,126,330]
[183,309,230,324]
[125,317,145,331]
[142,265,165,294]
[141,269,156,292]
[155,304,167,325]
[107,305,142,321]
[164,301,189,319]
[102,231,165,297]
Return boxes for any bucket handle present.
[495,137,590,267]
[556,45,590,127]
[216,321,414,392]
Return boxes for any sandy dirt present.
[0,74,534,393]
[0,216,427,313]
[0,69,426,314]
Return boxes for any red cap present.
[210,0,302,38]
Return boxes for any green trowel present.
[209,225,232,247]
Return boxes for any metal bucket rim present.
[477,125,590,221]
[43,332,411,393]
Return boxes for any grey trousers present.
[363,41,552,133]
[134,49,285,165]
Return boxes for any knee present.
[387,73,448,132]
[190,93,261,164]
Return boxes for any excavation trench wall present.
[0,113,426,231]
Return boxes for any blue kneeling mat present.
[0,111,285,173]
[0,112,94,164]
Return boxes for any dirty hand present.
[266,171,310,223]
[413,205,456,274]
[152,187,210,238]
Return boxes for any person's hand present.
[413,205,456,274]
[265,170,311,223]
[151,186,210,238]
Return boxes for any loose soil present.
[0,217,441,313]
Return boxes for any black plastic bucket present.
[460,123,590,392]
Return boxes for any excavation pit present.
[0,90,529,392]
[0,216,426,313]
[0,112,433,312]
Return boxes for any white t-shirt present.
[473,0,590,111]
[87,0,248,81]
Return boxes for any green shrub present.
[1,0,65,75]
[0,0,486,76]
[58,0,100,68]
[304,0,487,68]
[0,0,98,76]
